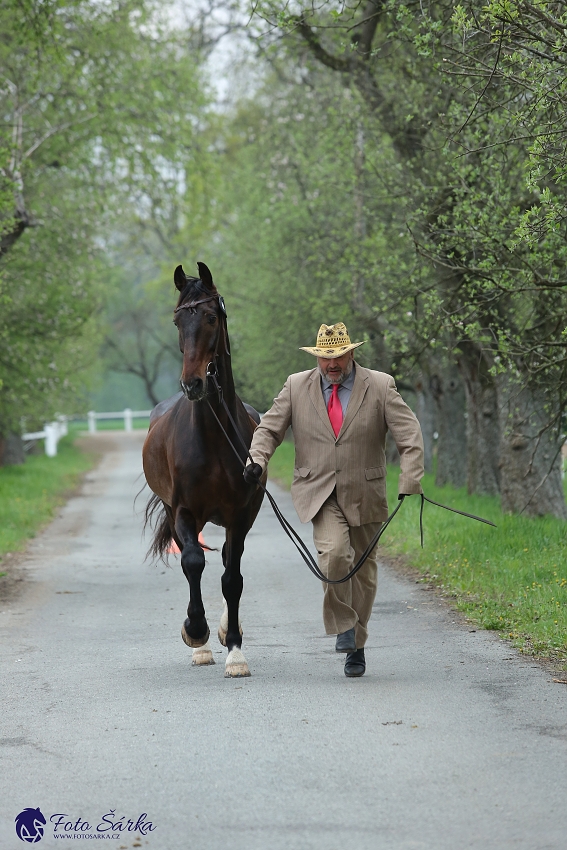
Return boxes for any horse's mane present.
[176,276,216,308]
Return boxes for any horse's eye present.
[207,315,216,325]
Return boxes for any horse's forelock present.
[176,276,205,308]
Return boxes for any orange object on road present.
[166,532,205,554]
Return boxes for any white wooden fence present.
[22,417,68,458]
[87,408,152,433]
[21,409,152,457]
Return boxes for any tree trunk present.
[414,371,436,473]
[457,347,500,496]
[496,376,566,518]
[430,363,467,488]
[0,432,25,466]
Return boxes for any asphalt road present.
[1,431,566,850]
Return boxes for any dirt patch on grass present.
[0,551,29,605]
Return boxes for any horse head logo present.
[15,808,46,843]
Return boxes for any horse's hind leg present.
[176,508,210,650]
[221,523,250,678]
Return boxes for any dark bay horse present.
[142,262,265,677]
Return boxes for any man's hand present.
[243,462,263,485]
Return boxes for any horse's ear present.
[197,262,215,291]
[174,265,187,292]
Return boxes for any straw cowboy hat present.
[300,323,366,359]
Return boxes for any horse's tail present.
[144,494,173,563]
[143,494,217,561]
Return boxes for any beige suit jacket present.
[249,365,424,525]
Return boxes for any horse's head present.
[174,262,226,401]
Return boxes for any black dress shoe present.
[344,648,366,677]
[335,627,356,653]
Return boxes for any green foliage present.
[98,263,181,409]
[0,202,103,428]
[402,0,567,398]
[0,0,207,218]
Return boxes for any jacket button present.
[336,469,341,473]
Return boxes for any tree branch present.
[0,213,31,258]
[293,15,350,72]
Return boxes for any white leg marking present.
[225,647,251,678]
[218,600,229,646]
[192,640,215,666]
[218,599,243,647]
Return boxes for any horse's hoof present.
[192,641,215,666]
[181,621,210,648]
[224,648,251,678]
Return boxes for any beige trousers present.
[312,491,381,649]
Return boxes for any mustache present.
[319,360,353,383]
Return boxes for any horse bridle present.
[174,292,231,377]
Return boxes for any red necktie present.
[327,384,343,437]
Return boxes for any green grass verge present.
[0,434,97,569]
[268,445,567,665]
[268,441,295,489]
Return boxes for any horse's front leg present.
[218,543,243,647]
[221,524,250,678]
[176,508,212,657]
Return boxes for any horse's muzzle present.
[180,378,206,401]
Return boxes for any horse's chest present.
[176,458,243,522]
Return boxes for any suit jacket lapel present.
[338,366,369,439]
[308,369,336,439]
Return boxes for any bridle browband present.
[174,295,222,314]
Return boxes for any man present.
[244,323,424,677]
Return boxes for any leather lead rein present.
[204,368,496,585]
[199,294,495,584]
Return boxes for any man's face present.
[317,350,354,384]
